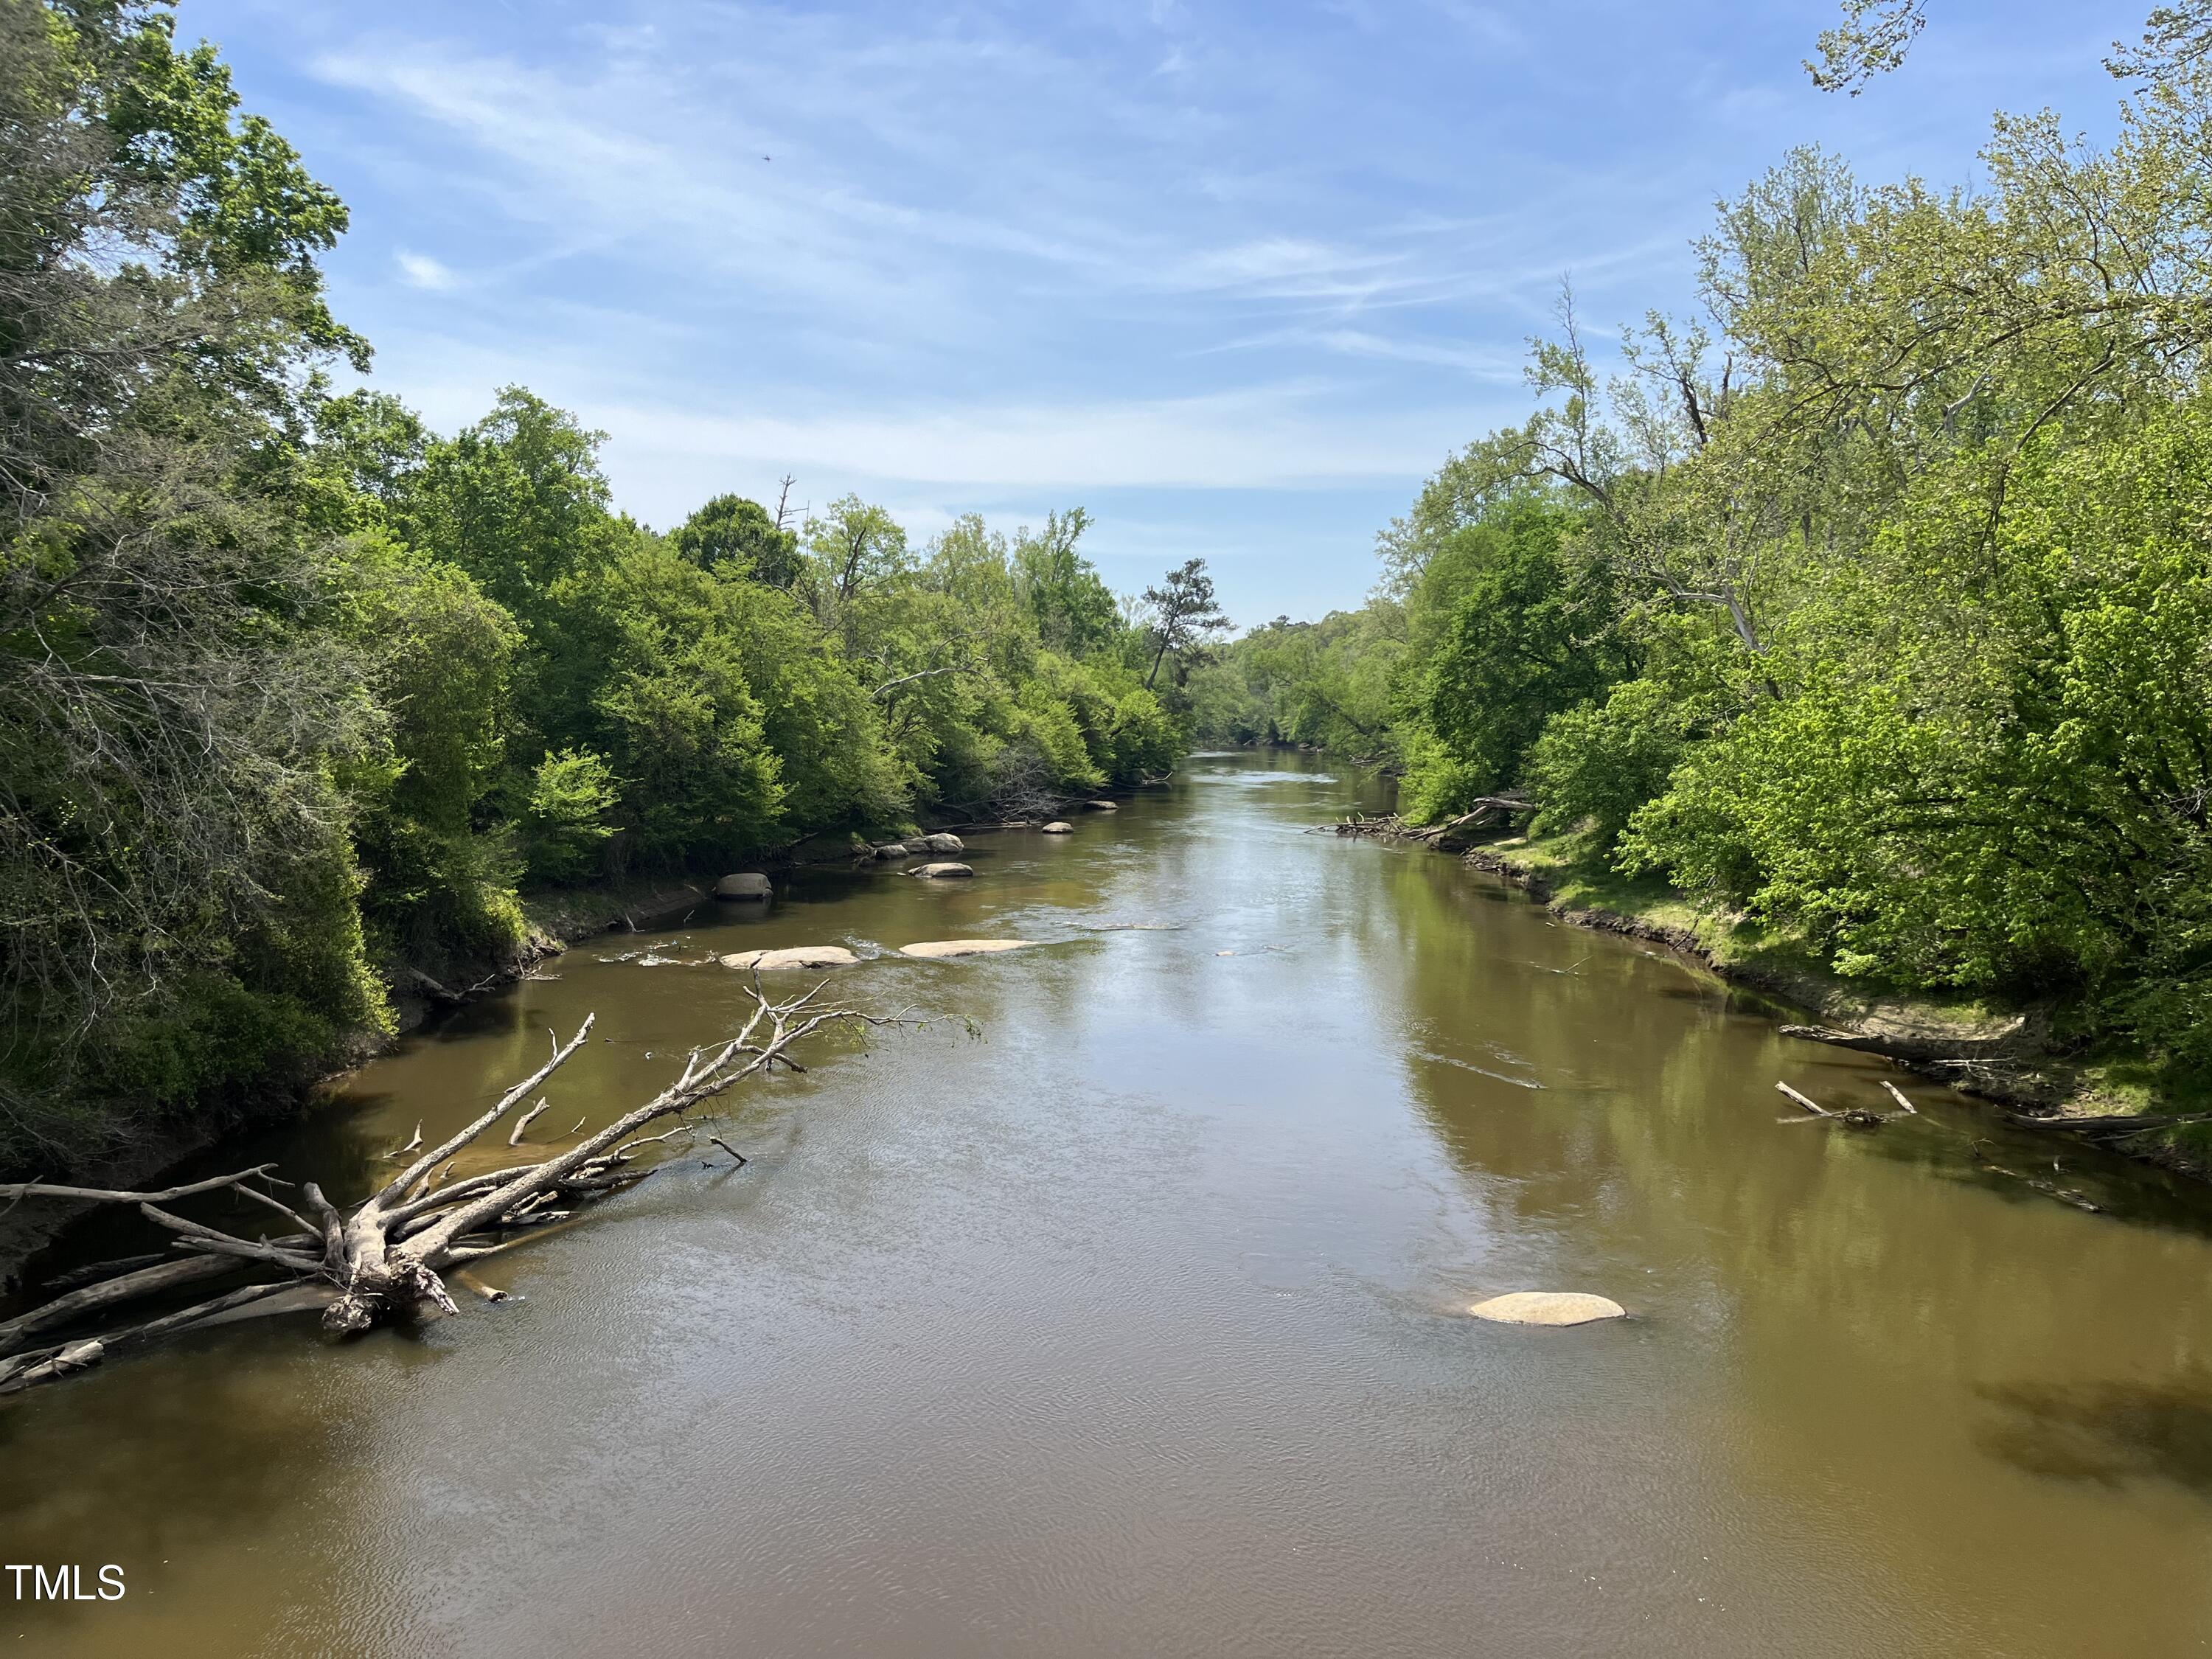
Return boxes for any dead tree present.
[0,984,892,1395]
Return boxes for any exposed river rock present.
[897,939,1034,959]
[1468,1290,1627,1326]
[720,945,858,970]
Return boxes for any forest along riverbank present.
[1326,799,2212,1183]
[10,752,2212,1658]
[0,801,1127,1290]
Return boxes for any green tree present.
[801,495,911,647]
[1141,558,1231,690]
[1012,509,1117,655]
[0,0,388,1158]
[337,536,525,960]
[396,389,614,618]
[521,748,619,883]
[671,493,803,587]
[1405,502,1634,805]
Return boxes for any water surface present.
[7,752,2212,1657]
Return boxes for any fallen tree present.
[0,983,891,1395]
[1330,798,1536,847]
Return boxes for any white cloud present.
[597,384,1481,493]
[394,250,455,290]
[200,0,2133,619]
[304,25,1603,335]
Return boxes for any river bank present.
[0,871,714,1288]
[0,799,1138,1285]
[1444,828,2212,1179]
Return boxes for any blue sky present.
[180,0,2132,622]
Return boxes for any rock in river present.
[908,862,973,879]
[1467,1292,1626,1326]
[1041,821,1073,834]
[872,842,911,859]
[714,872,772,900]
[917,832,965,854]
[1083,799,1117,812]
[897,939,1033,959]
[719,945,857,970]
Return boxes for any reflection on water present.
[7,752,2212,1658]
[1979,1373,2212,1493]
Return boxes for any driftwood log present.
[1774,1078,1919,1129]
[1969,1142,2102,1212]
[1332,797,1535,846]
[1998,1108,2212,1135]
[0,983,890,1395]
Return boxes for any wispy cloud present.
[187,0,2129,619]
[599,383,1476,491]
[394,250,454,290]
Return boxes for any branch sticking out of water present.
[0,987,905,1396]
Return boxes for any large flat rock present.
[1467,1291,1626,1326]
[719,945,857,970]
[908,862,973,879]
[897,939,1033,959]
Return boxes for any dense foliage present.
[1198,11,2212,1092]
[0,1,1196,1167]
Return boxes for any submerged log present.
[1999,1108,2212,1135]
[1775,1079,1910,1129]
[897,939,1032,959]
[1969,1141,2102,1212]
[0,984,899,1395]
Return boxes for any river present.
[6,751,2212,1656]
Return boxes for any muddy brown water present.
[7,751,2212,1657]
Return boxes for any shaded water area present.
[9,751,2212,1655]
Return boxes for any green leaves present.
[1617,397,2212,1080]
[394,389,613,616]
[671,493,801,586]
[1806,0,1927,95]
[1283,18,2212,1102]
[521,749,619,884]
[0,1,389,1157]
[1408,501,1630,804]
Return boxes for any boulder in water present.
[714,872,772,900]
[918,832,965,854]
[897,939,1033,959]
[1041,821,1073,834]
[1083,799,1117,812]
[719,945,856,970]
[909,861,973,879]
[1467,1292,1625,1326]
[873,842,911,859]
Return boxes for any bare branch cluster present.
[0,990,894,1394]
